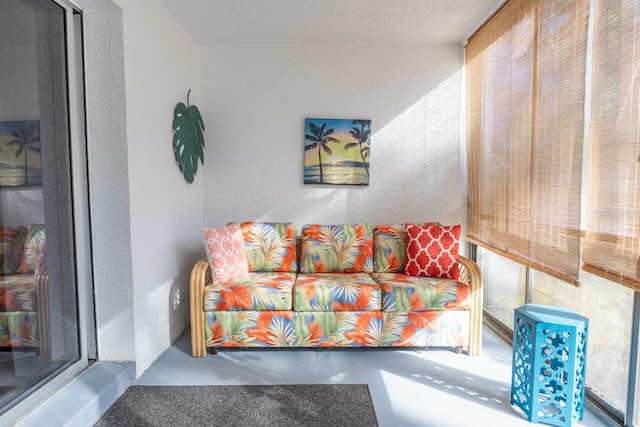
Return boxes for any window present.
[531,269,633,413]
[478,247,525,329]
[466,0,640,421]
[583,0,640,291]
[466,0,589,286]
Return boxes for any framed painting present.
[304,118,371,185]
[0,121,42,187]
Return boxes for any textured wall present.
[200,43,464,232]
[81,1,136,362]
[114,0,202,377]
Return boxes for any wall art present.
[304,118,370,185]
[173,89,205,184]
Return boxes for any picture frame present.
[304,118,371,186]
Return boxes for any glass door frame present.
[1,0,94,422]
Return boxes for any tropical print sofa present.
[0,225,48,354]
[191,222,482,356]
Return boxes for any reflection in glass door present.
[0,0,84,415]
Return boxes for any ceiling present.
[159,0,506,45]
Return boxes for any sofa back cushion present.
[373,223,439,273]
[300,223,373,273]
[240,222,297,272]
[373,224,406,273]
[18,225,46,275]
[0,226,28,276]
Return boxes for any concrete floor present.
[135,328,608,427]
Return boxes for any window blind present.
[466,0,589,286]
[583,0,640,291]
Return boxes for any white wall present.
[75,0,202,376]
[114,0,202,376]
[81,0,134,362]
[200,43,464,231]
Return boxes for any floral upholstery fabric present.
[372,273,470,312]
[18,225,46,274]
[0,312,38,347]
[204,272,295,311]
[0,224,47,350]
[293,273,381,312]
[0,226,27,275]
[0,275,37,312]
[373,223,439,273]
[382,311,469,347]
[300,224,373,273]
[205,310,385,347]
[204,310,468,348]
[240,222,297,272]
[373,224,406,273]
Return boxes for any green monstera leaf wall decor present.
[172,89,205,183]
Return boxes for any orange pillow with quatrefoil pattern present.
[404,223,461,279]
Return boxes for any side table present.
[511,304,588,427]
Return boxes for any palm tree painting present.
[0,121,42,187]
[304,118,371,185]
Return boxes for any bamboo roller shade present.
[465,0,589,286]
[582,0,640,291]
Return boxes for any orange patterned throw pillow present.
[202,224,249,282]
[404,223,461,279]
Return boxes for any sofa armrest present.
[35,266,50,357]
[457,256,483,356]
[190,258,211,357]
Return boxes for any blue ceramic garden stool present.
[511,304,588,427]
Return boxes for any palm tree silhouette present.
[7,124,40,186]
[345,120,370,177]
[305,122,339,183]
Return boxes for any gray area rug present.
[95,384,378,427]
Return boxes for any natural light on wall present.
[374,69,463,226]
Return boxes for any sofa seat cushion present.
[204,272,295,311]
[0,275,37,312]
[293,273,381,312]
[204,310,384,347]
[382,311,469,347]
[372,273,470,312]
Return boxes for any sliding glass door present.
[0,0,91,418]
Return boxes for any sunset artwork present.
[0,121,42,187]
[304,118,371,185]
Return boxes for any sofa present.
[191,222,482,357]
[0,225,48,354]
